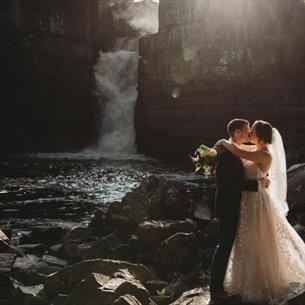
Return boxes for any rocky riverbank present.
[1,164,305,305]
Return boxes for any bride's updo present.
[253,120,273,144]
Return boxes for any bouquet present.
[190,144,218,174]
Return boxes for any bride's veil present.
[268,128,289,216]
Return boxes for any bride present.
[216,120,305,305]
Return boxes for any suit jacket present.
[215,147,258,218]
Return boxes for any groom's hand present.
[259,176,270,188]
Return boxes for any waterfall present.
[91,0,158,158]
[94,39,139,154]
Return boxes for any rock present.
[41,255,67,268]
[11,254,50,285]
[0,273,15,299]
[197,248,215,270]
[193,205,211,221]
[168,288,210,305]
[199,221,219,249]
[137,219,196,248]
[160,182,193,219]
[0,253,17,272]
[20,227,67,247]
[87,232,123,259]
[164,279,189,302]
[66,269,150,305]
[144,280,168,295]
[149,233,197,273]
[18,244,46,256]
[113,294,143,305]
[64,227,95,242]
[0,229,8,242]
[289,292,305,305]
[44,259,159,298]
[151,296,171,305]
[52,294,68,305]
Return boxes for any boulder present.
[0,253,17,273]
[18,244,46,256]
[137,219,196,248]
[113,294,144,305]
[148,233,197,273]
[168,288,210,305]
[66,269,150,305]
[44,259,159,298]
[11,254,48,285]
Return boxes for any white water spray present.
[94,44,139,154]
[92,0,158,156]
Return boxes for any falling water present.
[94,39,139,154]
[92,0,159,157]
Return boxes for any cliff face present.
[136,0,305,162]
[0,0,136,153]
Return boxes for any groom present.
[209,119,268,304]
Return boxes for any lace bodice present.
[242,160,266,180]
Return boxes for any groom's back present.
[215,147,244,218]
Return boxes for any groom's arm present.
[241,179,258,192]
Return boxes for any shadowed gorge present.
[136,0,305,162]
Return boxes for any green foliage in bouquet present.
[190,144,218,174]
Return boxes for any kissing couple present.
[209,119,305,305]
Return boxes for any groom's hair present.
[227,119,249,136]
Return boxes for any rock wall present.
[0,0,128,153]
[135,0,305,162]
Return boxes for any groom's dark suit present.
[210,146,258,293]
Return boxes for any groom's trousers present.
[210,208,239,292]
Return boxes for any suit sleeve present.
[241,179,258,192]
[217,149,258,192]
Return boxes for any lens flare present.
[172,87,181,99]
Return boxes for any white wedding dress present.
[224,160,305,305]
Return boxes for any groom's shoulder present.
[218,146,231,156]
[218,146,236,160]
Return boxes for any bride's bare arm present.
[217,139,271,163]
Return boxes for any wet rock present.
[41,255,67,268]
[168,287,210,305]
[44,259,159,298]
[0,253,17,272]
[289,292,305,305]
[144,280,168,295]
[90,177,197,238]
[163,279,189,302]
[52,294,68,305]
[160,182,194,220]
[64,226,95,242]
[66,269,150,305]
[11,254,51,285]
[0,273,15,299]
[15,290,50,305]
[87,232,123,259]
[148,233,197,273]
[197,248,215,270]
[137,219,196,249]
[19,244,46,256]
[113,294,144,305]
[20,227,67,247]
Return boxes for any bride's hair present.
[253,120,273,144]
